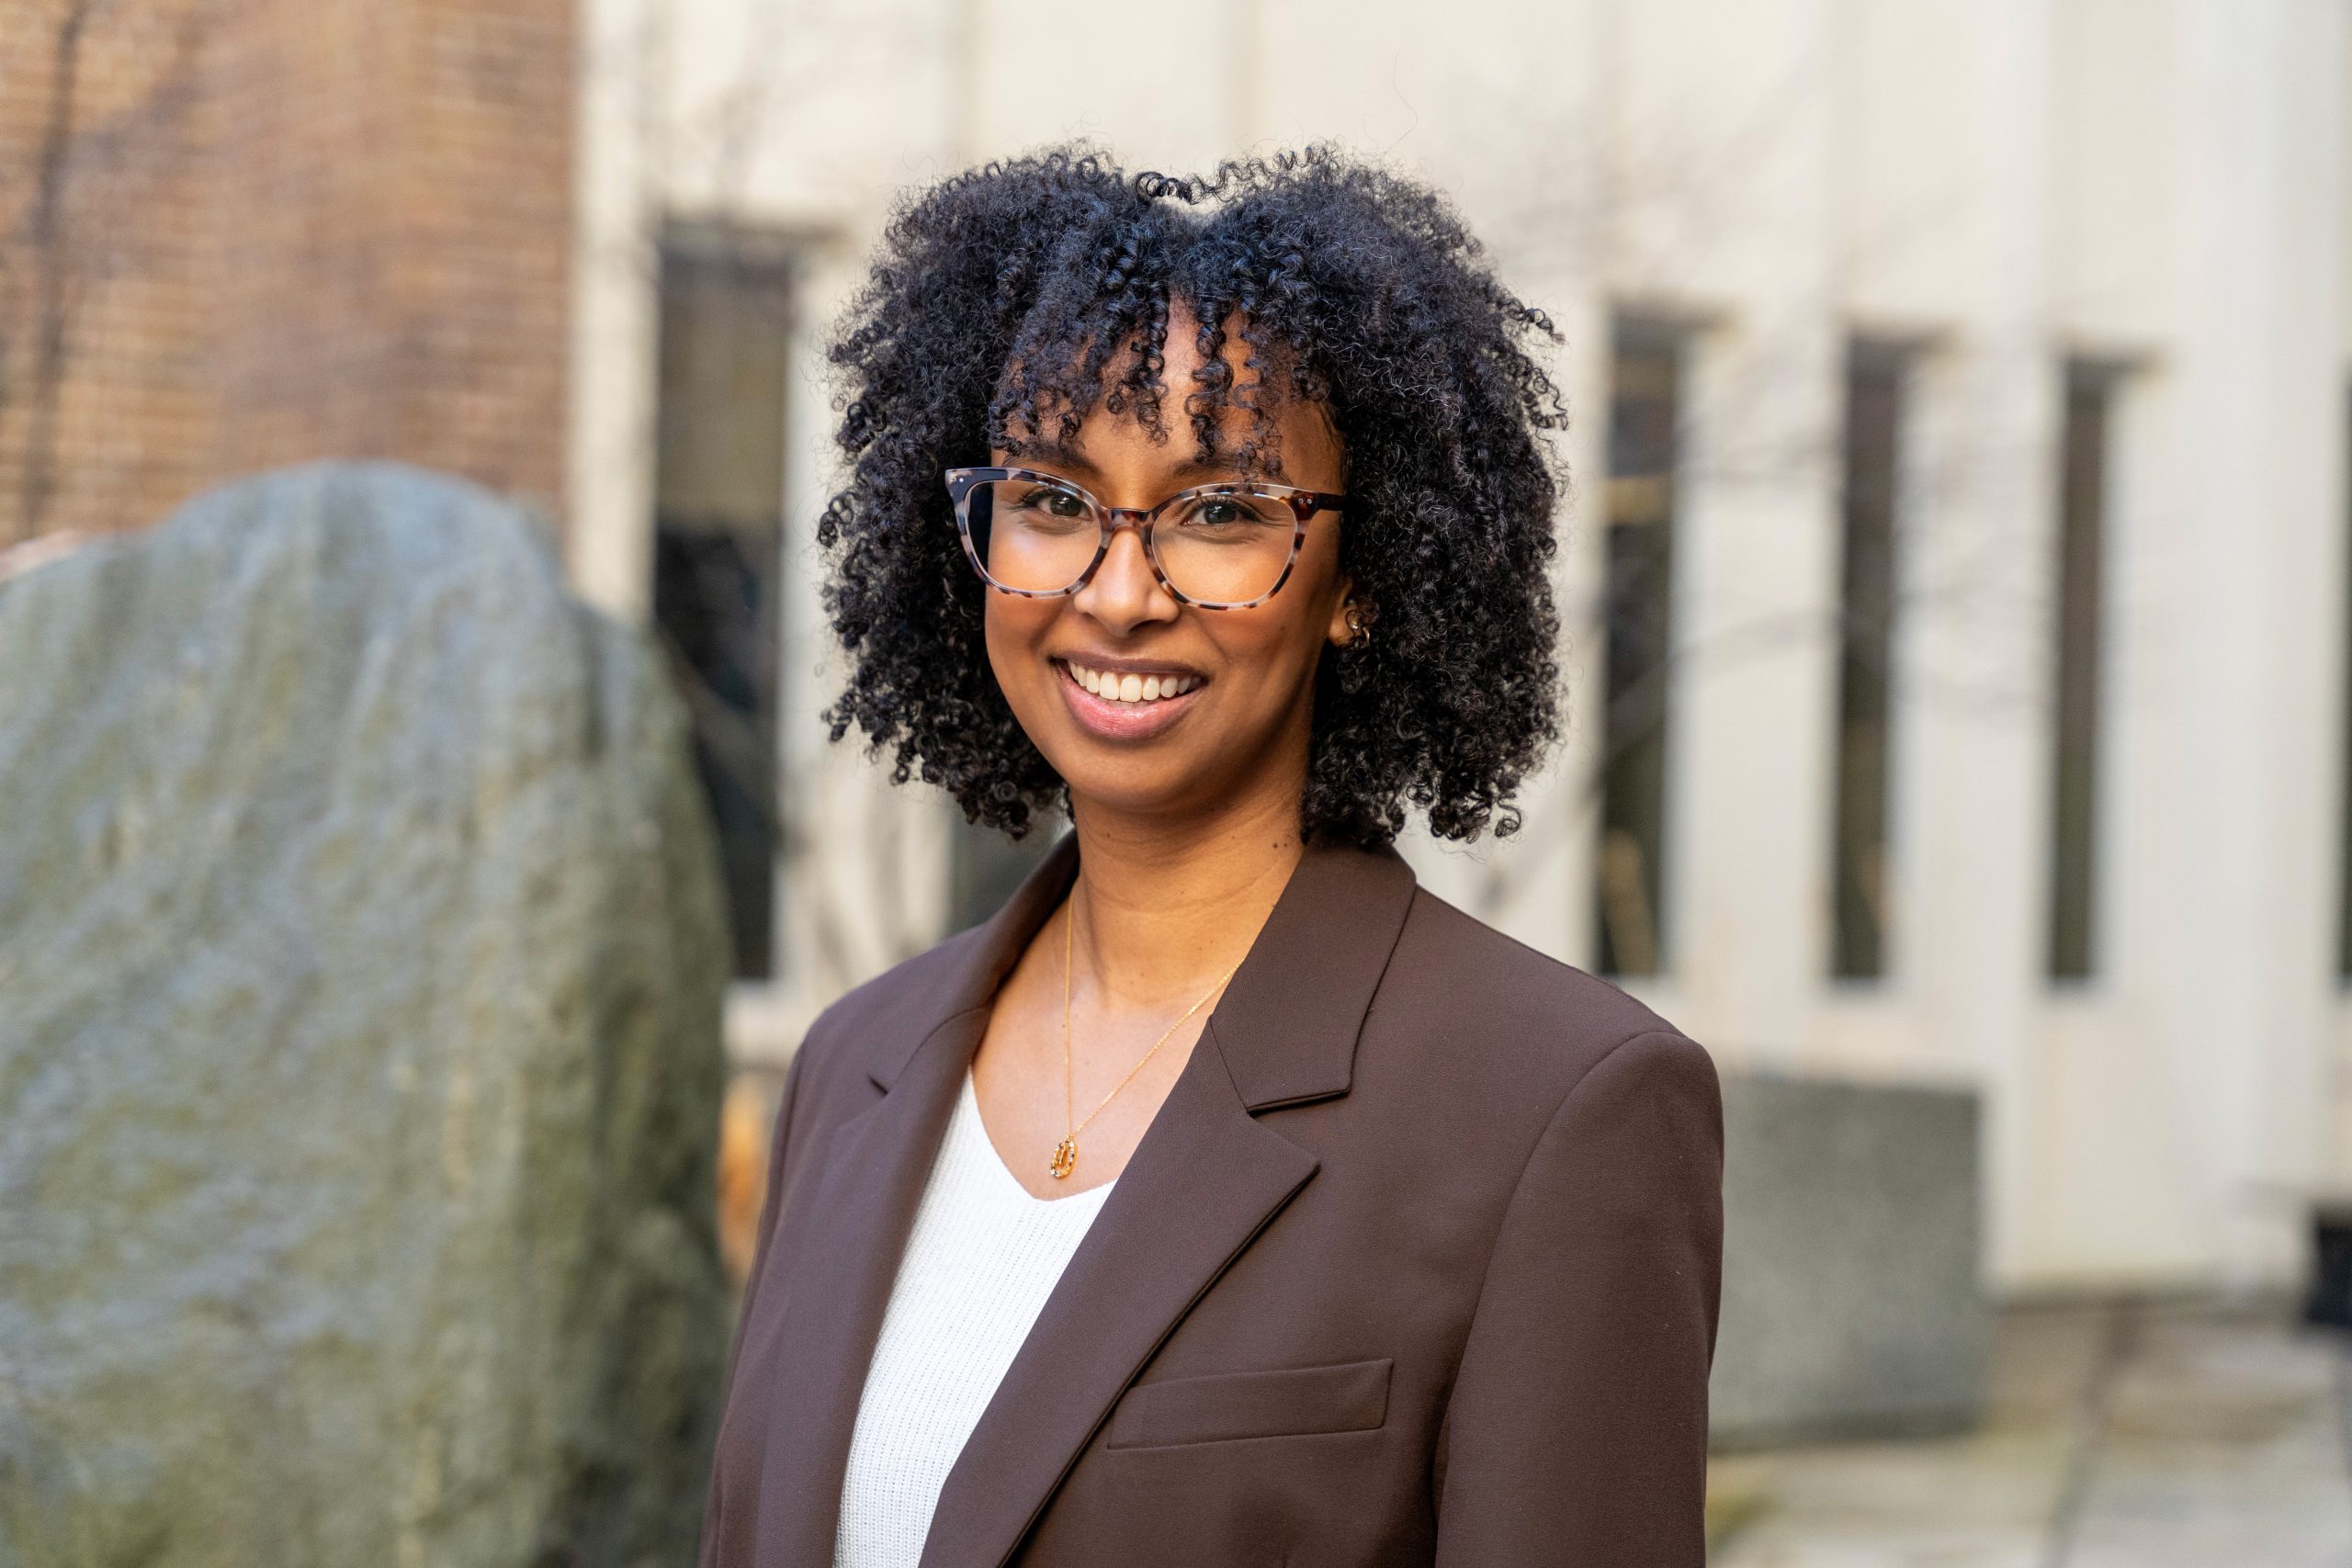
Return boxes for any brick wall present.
[0,0,574,548]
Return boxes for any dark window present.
[650,222,795,981]
[2048,361,2116,982]
[1596,318,1684,978]
[1831,343,1907,980]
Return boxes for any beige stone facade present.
[568,0,2352,1299]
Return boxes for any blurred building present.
[9,0,2349,1301]
[0,0,575,547]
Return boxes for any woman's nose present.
[1071,525,1179,633]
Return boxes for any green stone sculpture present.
[0,460,732,1567]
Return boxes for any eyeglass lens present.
[964,479,1298,604]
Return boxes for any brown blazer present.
[699,832,1724,1567]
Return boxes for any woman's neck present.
[1063,785,1306,1009]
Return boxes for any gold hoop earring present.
[1343,603,1374,650]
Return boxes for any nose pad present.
[1099,525,1156,583]
[1074,524,1179,628]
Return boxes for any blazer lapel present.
[915,837,1421,1568]
[746,1002,978,1568]
[749,836,1086,1568]
[915,1026,1318,1568]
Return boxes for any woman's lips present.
[1053,659,1204,740]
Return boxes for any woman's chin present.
[1057,772,1195,820]
[1051,760,1240,829]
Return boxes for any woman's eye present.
[1194,500,1245,525]
[1012,488,1089,519]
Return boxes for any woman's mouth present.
[1054,659,1205,739]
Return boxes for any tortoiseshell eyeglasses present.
[944,466,1345,610]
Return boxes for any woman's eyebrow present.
[1020,441,1102,479]
[1160,456,1257,484]
[1022,442,1259,488]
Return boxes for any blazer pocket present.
[1103,1356,1393,1450]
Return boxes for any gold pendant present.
[1048,1137,1078,1179]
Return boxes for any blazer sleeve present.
[696,1037,812,1568]
[1431,1028,1724,1567]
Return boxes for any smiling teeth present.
[1068,663,1201,703]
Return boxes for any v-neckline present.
[957,1071,1118,1209]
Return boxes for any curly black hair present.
[819,144,1567,847]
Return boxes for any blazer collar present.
[758,830,1419,1568]
[866,829,1420,1111]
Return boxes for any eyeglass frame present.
[944,465,1346,610]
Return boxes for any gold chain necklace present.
[1050,884,1240,1180]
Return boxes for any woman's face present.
[982,307,1353,831]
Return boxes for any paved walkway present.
[1707,1299,2352,1566]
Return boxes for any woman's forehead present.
[997,302,1340,480]
[995,393,1341,487]
[995,435,1263,486]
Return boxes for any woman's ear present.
[1328,578,1365,648]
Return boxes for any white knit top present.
[833,1069,1116,1568]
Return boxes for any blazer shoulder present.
[787,920,998,1091]
[1379,884,1712,1094]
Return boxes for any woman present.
[699,148,1723,1568]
